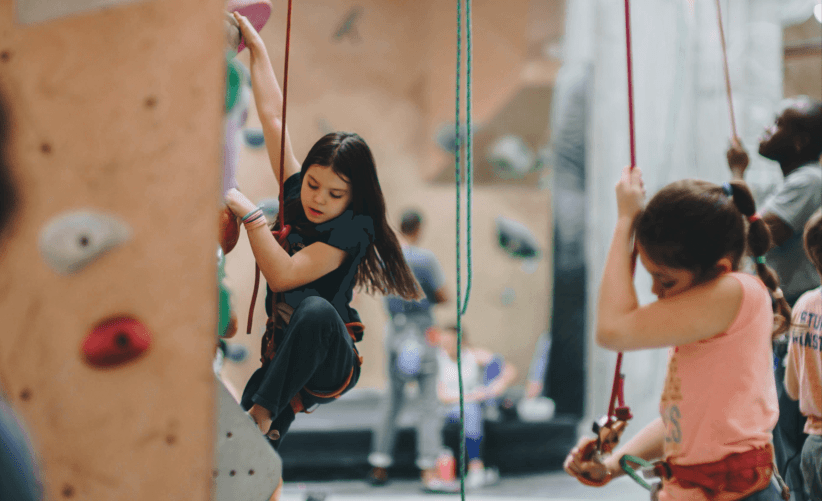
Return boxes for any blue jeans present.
[800,435,822,500]
[446,402,482,461]
[737,480,788,501]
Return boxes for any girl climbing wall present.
[224,13,419,447]
[564,167,791,501]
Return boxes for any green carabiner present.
[619,454,654,491]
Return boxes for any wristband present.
[242,208,262,222]
[748,213,761,223]
[754,255,766,265]
[243,214,268,230]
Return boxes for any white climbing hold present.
[39,211,132,275]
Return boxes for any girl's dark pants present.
[241,296,360,449]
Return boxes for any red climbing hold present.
[82,317,151,368]
[220,206,240,254]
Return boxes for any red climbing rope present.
[714,0,738,140]
[277,0,293,228]
[624,0,636,171]
[607,352,625,419]
[247,0,293,335]
[604,0,636,420]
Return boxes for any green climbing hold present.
[225,52,243,114]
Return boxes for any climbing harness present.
[622,445,787,501]
[454,0,473,498]
[259,307,364,416]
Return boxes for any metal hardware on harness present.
[619,455,664,492]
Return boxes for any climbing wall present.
[0,0,224,499]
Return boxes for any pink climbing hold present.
[82,316,151,368]
[228,0,273,53]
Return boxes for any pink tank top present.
[659,272,778,466]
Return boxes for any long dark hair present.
[276,132,419,299]
[635,179,791,337]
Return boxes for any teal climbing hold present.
[243,128,265,148]
[225,53,243,114]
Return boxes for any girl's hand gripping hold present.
[615,166,645,221]
[225,188,257,219]
[233,12,265,53]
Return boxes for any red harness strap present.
[657,445,775,500]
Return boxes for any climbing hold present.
[223,343,248,363]
[500,287,516,305]
[495,216,541,260]
[227,0,272,53]
[225,55,243,114]
[243,128,265,148]
[39,211,131,275]
[214,376,282,500]
[487,135,535,178]
[257,198,279,222]
[220,207,240,254]
[521,260,539,274]
[434,122,479,155]
[82,316,151,368]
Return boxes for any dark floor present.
[279,388,579,481]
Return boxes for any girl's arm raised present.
[234,13,300,184]
[226,189,346,291]
[596,167,742,351]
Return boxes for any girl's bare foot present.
[248,404,273,434]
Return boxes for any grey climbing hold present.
[214,377,282,501]
[496,216,541,260]
[257,198,279,221]
[38,211,132,275]
[487,135,535,178]
[501,287,516,305]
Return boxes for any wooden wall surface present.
[0,0,224,498]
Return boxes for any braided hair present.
[635,179,791,337]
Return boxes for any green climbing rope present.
[455,0,472,498]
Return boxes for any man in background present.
[367,209,449,491]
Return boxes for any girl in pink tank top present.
[564,167,792,501]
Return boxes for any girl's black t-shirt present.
[265,173,374,328]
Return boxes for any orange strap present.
[297,322,364,404]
